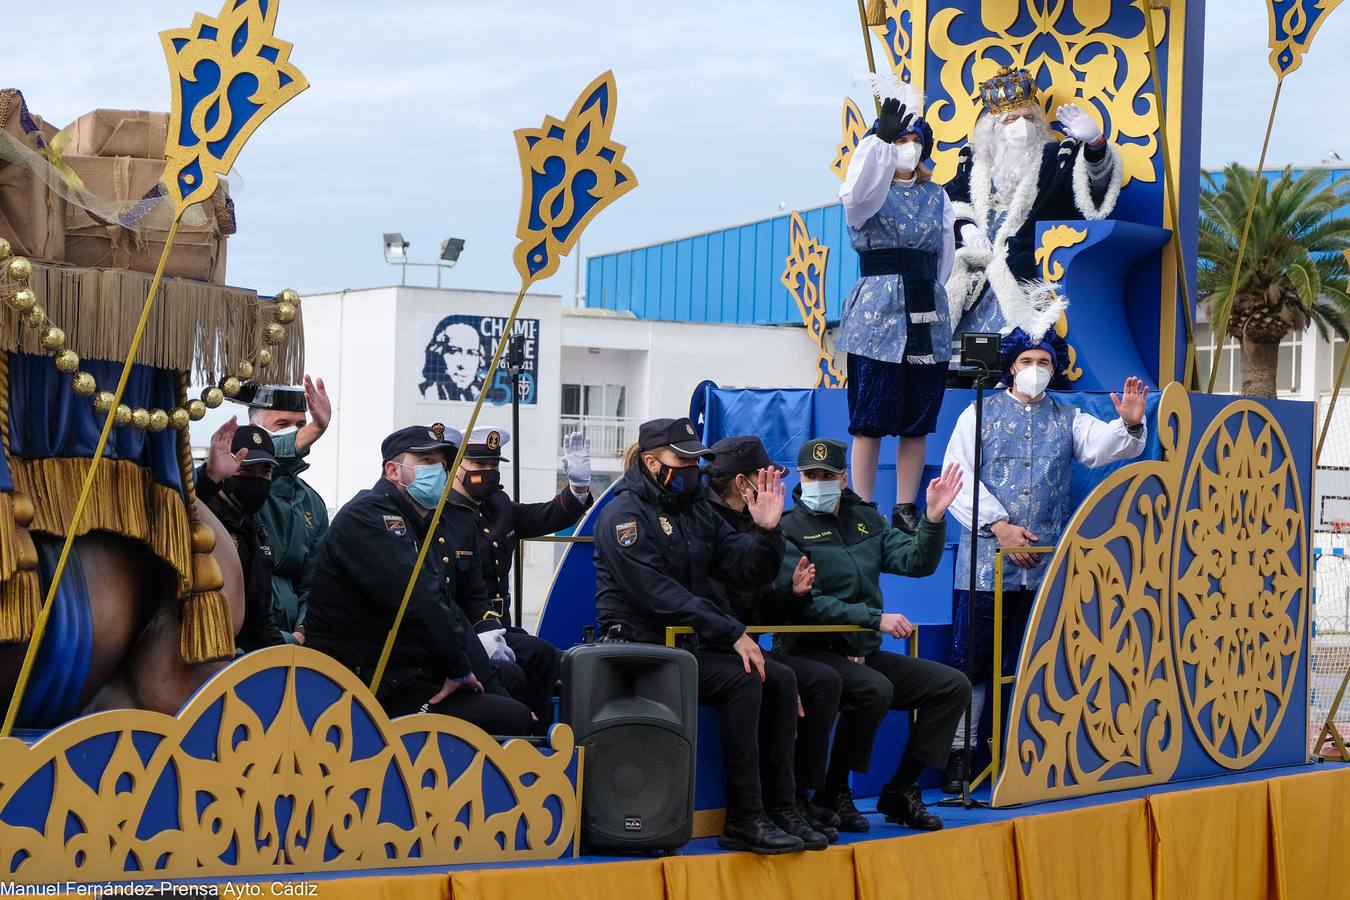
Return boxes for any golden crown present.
[979,66,1039,116]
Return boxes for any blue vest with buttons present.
[955,391,1076,592]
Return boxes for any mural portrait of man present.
[421,314,488,401]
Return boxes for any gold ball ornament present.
[39,325,65,351]
[9,288,35,313]
[169,407,190,430]
[0,238,10,261]
[5,256,32,282]
[222,376,241,398]
[187,399,207,421]
[263,322,286,346]
[257,348,273,368]
[114,404,133,427]
[146,409,169,432]
[202,387,224,409]
[130,408,150,429]
[54,350,80,373]
[236,360,255,380]
[93,391,115,413]
[277,288,300,305]
[23,305,44,328]
[70,372,96,396]
[273,302,297,325]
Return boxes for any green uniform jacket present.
[776,488,946,658]
[257,448,329,642]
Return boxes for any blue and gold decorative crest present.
[159,0,309,213]
[513,71,636,289]
[830,98,869,182]
[1268,0,1345,77]
[781,212,843,389]
[0,647,579,883]
[868,0,917,83]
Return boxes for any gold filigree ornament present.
[923,0,1167,185]
[1034,224,1088,382]
[781,212,844,389]
[868,0,918,83]
[1172,401,1306,767]
[1268,0,1346,79]
[830,98,870,182]
[0,646,579,883]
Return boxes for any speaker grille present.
[582,723,691,847]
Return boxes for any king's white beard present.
[974,115,1045,199]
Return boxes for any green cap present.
[796,437,847,474]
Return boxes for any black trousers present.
[772,651,842,795]
[379,670,534,736]
[695,648,798,816]
[503,630,562,729]
[797,649,970,781]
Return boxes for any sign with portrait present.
[418,314,539,405]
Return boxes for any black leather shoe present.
[718,813,806,855]
[798,796,839,843]
[876,784,944,831]
[768,805,829,851]
[816,786,870,833]
[942,749,972,795]
[891,502,920,533]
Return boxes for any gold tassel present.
[865,0,887,27]
[0,569,39,643]
[180,590,234,663]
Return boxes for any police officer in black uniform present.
[306,423,532,735]
[594,417,813,856]
[441,426,592,730]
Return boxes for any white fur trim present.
[945,247,993,325]
[951,200,978,225]
[975,151,1042,330]
[854,72,924,112]
[909,311,940,324]
[1072,141,1123,221]
[905,354,937,365]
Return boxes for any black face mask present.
[653,462,703,499]
[464,468,501,501]
[224,475,271,515]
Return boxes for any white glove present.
[1055,103,1103,145]
[960,223,993,254]
[478,627,516,663]
[561,431,592,491]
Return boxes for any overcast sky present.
[21,1,1350,304]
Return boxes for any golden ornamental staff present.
[1,0,308,738]
[1206,0,1344,392]
[853,0,885,115]
[369,70,637,696]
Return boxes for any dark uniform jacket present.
[945,138,1110,282]
[704,489,810,641]
[257,452,328,640]
[777,486,946,658]
[197,467,284,654]
[443,484,592,632]
[305,478,499,693]
[594,465,785,647]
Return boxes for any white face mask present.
[1013,365,1052,399]
[1002,117,1034,148]
[268,424,300,437]
[894,142,922,173]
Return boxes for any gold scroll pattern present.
[923,0,1165,185]
[869,0,918,84]
[994,386,1309,805]
[0,646,578,883]
[1034,223,1088,382]
[830,99,870,183]
[781,212,844,388]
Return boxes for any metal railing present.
[559,415,641,458]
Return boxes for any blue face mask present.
[799,479,842,514]
[401,463,447,509]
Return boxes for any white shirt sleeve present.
[839,134,899,228]
[937,191,956,284]
[1071,409,1148,467]
[943,404,1010,530]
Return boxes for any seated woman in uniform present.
[593,418,817,855]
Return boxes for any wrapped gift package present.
[0,90,67,262]
[64,109,169,159]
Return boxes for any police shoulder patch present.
[383,515,407,537]
[615,520,638,547]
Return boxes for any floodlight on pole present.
[381,233,465,288]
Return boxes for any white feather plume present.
[853,71,924,113]
[1006,278,1069,343]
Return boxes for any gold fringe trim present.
[3,262,304,384]
[9,456,194,597]
[0,568,39,643]
[180,590,234,664]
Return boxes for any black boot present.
[798,794,839,843]
[814,785,869,833]
[718,812,805,855]
[768,805,829,851]
[876,784,944,831]
[942,749,972,795]
[891,502,920,533]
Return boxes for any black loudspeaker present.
[561,643,698,854]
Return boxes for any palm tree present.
[1199,164,1350,397]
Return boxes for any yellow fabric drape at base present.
[1149,778,1276,900]
[449,859,666,900]
[1014,799,1153,900]
[314,873,451,900]
[1269,766,1350,900]
[661,844,857,900]
[853,823,1018,900]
